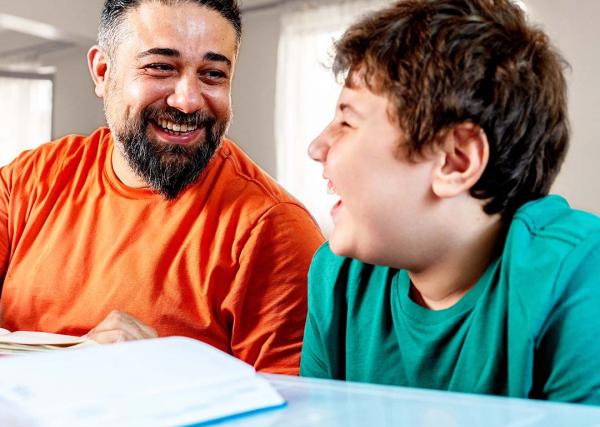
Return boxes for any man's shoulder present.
[197,139,322,239]
[216,139,301,206]
[5,128,110,173]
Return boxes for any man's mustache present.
[142,107,216,129]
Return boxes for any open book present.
[0,336,286,426]
[0,328,95,354]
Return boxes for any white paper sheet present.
[0,337,286,426]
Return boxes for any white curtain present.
[0,76,53,166]
[275,0,393,236]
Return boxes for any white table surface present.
[215,374,600,427]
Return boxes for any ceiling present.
[0,1,103,70]
[0,0,281,70]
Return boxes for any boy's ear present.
[431,123,489,198]
[88,45,110,98]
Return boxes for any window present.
[0,72,53,166]
[275,0,392,235]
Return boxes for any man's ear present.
[88,45,110,98]
[431,123,489,198]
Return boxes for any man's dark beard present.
[116,106,226,199]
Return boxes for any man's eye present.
[202,70,227,81]
[144,64,174,72]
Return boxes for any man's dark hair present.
[334,0,569,218]
[99,0,242,58]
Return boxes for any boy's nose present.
[308,126,332,163]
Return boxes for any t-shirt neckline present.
[394,257,501,325]
[102,135,166,200]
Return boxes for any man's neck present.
[408,210,505,311]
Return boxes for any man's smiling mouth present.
[153,119,199,135]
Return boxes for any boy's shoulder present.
[511,195,600,246]
[503,195,600,314]
[506,195,600,271]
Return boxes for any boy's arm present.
[300,243,342,379]
[227,203,324,375]
[533,239,600,404]
[300,309,332,379]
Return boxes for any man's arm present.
[0,165,12,287]
[532,238,600,404]
[226,202,324,374]
[85,310,158,343]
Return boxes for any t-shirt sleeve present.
[533,237,600,404]
[300,308,331,379]
[0,164,11,283]
[227,202,324,375]
[300,243,343,379]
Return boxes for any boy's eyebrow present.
[339,103,364,119]
[136,48,232,67]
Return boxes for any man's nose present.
[308,125,332,163]
[167,75,205,114]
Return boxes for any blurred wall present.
[229,6,282,176]
[526,0,600,214]
[2,0,599,214]
[0,0,106,139]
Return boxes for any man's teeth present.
[158,119,198,133]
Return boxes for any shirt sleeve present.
[300,309,332,379]
[300,243,343,379]
[0,164,11,284]
[226,202,324,375]
[533,237,600,404]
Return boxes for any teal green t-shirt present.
[300,196,600,404]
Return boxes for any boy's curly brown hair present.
[334,0,569,217]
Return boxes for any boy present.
[301,0,600,404]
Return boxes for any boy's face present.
[308,79,438,267]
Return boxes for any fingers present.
[86,310,158,344]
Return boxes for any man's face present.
[308,78,438,268]
[101,1,237,198]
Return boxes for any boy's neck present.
[407,210,506,311]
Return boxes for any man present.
[301,0,600,403]
[0,0,324,374]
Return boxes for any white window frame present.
[0,71,54,167]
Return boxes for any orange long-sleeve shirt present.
[0,128,324,373]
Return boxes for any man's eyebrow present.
[204,52,231,67]
[136,48,180,59]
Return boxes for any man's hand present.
[85,310,158,344]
